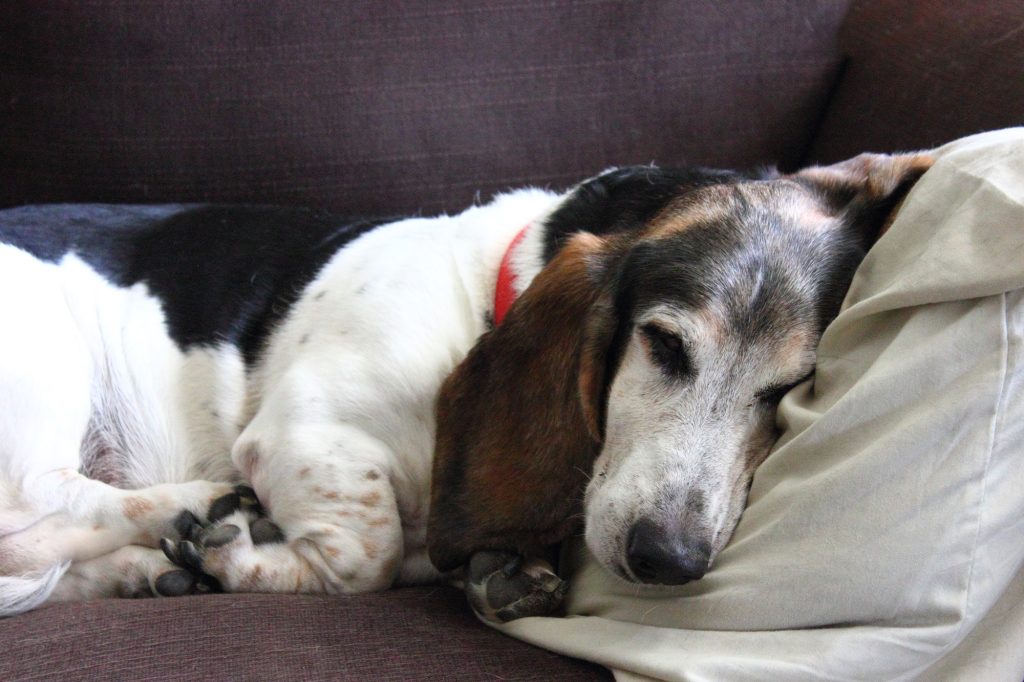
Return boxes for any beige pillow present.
[498,128,1024,681]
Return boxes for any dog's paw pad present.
[465,551,568,623]
[161,522,242,574]
[233,485,264,514]
[250,517,285,545]
[207,492,243,524]
[192,573,224,594]
[177,539,205,572]
[203,523,242,549]
[154,569,196,597]
[172,510,201,538]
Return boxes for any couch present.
[1,1,1021,679]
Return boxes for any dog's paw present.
[158,485,286,594]
[464,550,568,623]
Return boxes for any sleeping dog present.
[0,152,931,621]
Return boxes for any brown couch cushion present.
[0,588,610,681]
[2,1,851,215]
[807,0,1024,162]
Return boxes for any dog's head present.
[427,152,933,585]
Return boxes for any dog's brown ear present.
[796,151,935,242]
[427,232,621,572]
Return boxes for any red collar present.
[493,225,530,326]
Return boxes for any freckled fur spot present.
[122,496,154,521]
[363,470,380,481]
[322,490,340,500]
[298,467,311,478]
[324,546,340,558]
[366,517,390,528]
[358,491,381,507]
[361,539,380,560]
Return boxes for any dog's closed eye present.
[754,370,815,406]
[641,323,694,380]
[754,383,792,406]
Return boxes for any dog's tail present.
[0,562,69,617]
[0,477,71,617]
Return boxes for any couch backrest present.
[807,0,1024,163]
[2,1,850,215]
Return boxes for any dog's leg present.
[3,473,235,574]
[161,419,406,595]
[48,545,220,601]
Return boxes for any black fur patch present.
[541,166,750,262]
[0,204,390,363]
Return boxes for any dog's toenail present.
[160,537,181,565]
[179,540,204,571]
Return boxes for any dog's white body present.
[0,189,558,614]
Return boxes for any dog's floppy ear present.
[427,232,622,572]
[796,151,935,243]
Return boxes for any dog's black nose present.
[626,518,710,584]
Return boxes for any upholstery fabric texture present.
[1,0,850,215]
[0,589,610,681]
[807,0,1024,162]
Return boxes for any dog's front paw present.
[464,550,568,623]
[158,485,286,594]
